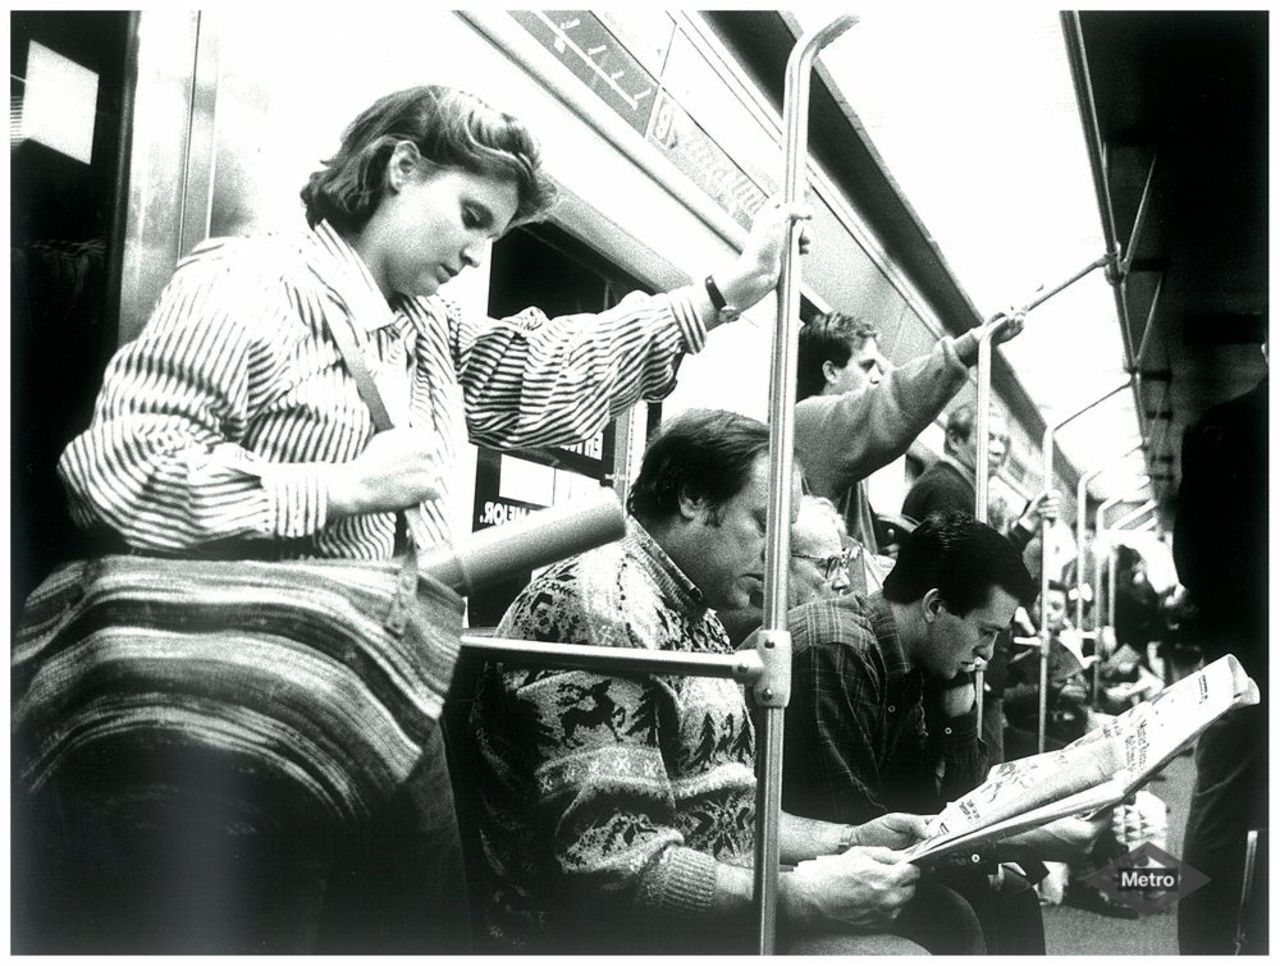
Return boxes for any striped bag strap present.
[322,312,435,556]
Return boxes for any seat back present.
[440,645,496,951]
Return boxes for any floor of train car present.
[1042,743,1194,955]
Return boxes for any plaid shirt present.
[781,592,987,825]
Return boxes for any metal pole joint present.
[1104,243,1125,285]
[753,629,794,708]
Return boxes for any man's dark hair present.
[883,510,1037,613]
[1046,579,1069,596]
[628,409,770,526]
[945,403,977,448]
[796,311,880,402]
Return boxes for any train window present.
[466,222,657,627]
[11,12,132,625]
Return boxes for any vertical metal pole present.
[972,266,1109,731]
[1107,546,1119,639]
[1234,829,1260,954]
[973,325,997,724]
[1075,442,1144,632]
[1077,467,1100,707]
[754,14,856,956]
[1077,469,1100,634]
[974,328,997,524]
[1035,381,1129,752]
[1077,442,1143,705]
[1094,495,1124,655]
[1093,478,1149,658]
[1037,426,1054,754]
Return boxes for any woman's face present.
[376,161,519,299]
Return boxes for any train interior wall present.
[24,8,1073,611]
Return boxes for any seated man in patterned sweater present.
[469,409,933,954]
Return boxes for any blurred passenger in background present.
[901,403,1008,523]
[1003,581,1089,758]
[1109,546,1162,661]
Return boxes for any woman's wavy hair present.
[300,86,557,235]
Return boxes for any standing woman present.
[20,86,808,954]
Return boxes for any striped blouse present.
[59,220,707,558]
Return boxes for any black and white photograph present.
[9,6,1269,956]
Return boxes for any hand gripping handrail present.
[754,13,857,955]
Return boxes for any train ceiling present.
[713,10,1266,530]
[1065,10,1268,523]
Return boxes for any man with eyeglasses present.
[779,511,1106,955]
[719,494,851,648]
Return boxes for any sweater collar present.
[626,518,708,615]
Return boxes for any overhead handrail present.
[1062,11,1158,451]
[972,254,1113,724]
[1111,498,1157,531]
[1020,253,1113,314]
[1075,441,1144,633]
[754,13,858,955]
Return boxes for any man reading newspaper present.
[777,511,1110,953]
[908,651,1258,865]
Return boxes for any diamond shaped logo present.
[1083,841,1210,916]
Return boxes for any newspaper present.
[904,654,1258,864]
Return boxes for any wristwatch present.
[704,274,741,324]
[838,824,860,852]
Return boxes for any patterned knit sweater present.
[469,520,756,952]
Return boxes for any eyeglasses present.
[790,550,850,580]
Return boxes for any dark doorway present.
[11,11,133,625]
[467,223,651,629]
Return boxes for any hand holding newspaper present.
[903,654,1258,864]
